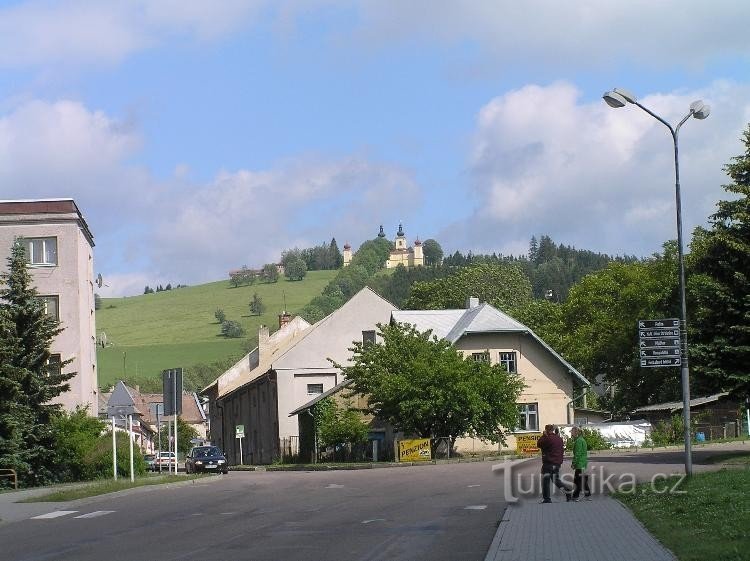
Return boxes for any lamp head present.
[690,100,710,120]
[603,87,637,108]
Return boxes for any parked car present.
[185,446,228,474]
[144,454,156,471]
[155,451,177,470]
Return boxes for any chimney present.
[258,325,270,360]
[466,297,480,309]
[278,311,292,329]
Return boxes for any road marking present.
[220,512,236,515]
[362,518,386,524]
[325,484,344,488]
[464,505,487,510]
[467,484,481,488]
[31,511,78,519]
[74,511,115,519]
[191,513,203,516]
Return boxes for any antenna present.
[282,291,287,313]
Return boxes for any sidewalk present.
[484,495,677,561]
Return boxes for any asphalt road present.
[0,460,531,561]
[1,443,746,561]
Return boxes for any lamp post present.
[603,88,710,477]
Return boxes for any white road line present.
[464,505,487,510]
[467,484,481,488]
[361,518,386,524]
[74,511,115,519]
[31,511,78,519]
[325,484,344,488]
[220,512,236,515]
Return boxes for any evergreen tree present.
[249,293,265,316]
[528,235,539,262]
[0,241,74,485]
[329,238,344,269]
[690,125,750,396]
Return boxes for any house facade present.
[0,199,98,415]
[392,298,590,452]
[203,287,396,464]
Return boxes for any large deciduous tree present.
[421,239,443,266]
[0,241,75,485]
[689,125,750,396]
[405,263,532,312]
[339,322,524,447]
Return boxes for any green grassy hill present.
[95,271,337,389]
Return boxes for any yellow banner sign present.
[516,433,542,456]
[398,438,432,462]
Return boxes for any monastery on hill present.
[343,224,424,269]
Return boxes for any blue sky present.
[1,1,749,296]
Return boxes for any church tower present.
[412,237,424,267]
[394,223,407,250]
[343,242,352,267]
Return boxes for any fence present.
[0,468,18,489]
[279,436,300,463]
[694,421,741,441]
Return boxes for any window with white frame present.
[307,383,324,395]
[20,237,57,266]
[499,351,517,373]
[517,403,538,431]
[39,296,59,321]
[471,352,490,363]
[46,354,62,378]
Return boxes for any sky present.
[1,1,749,296]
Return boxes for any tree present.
[214,308,226,324]
[329,238,344,269]
[0,240,74,485]
[689,125,750,396]
[421,239,443,266]
[221,319,246,338]
[159,416,199,455]
[406,263,532,312]
[262,263,279,283]
[285,258,307,281]
[314,397,369,450]
[249,293,265,316]
[339,322,524,447]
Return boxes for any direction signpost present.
[638,318,681,368]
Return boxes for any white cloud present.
[350,1,750,70]
[0,0,266,67]
[444,81,750,257]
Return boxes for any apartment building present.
[0,199,98,415]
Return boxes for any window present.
[362,330,376,346]
[46,354,62,378]
[517,403,538,431]
[20,237,57,266]
[499,351,517,373]
[307,383,324,395]
[471,352,490,363]
[39,296,59,321]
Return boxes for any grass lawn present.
[19,474,206,502]
[704,451,750,465]
[96,271,337,385]
[617,467,750,561]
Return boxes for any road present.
[1,443,746,561]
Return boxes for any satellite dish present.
[96,273,108,288]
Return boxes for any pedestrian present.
[571,426,592,501]
[537,424,573,503]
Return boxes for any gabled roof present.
[393,302,589,386]
[631,392,730,414]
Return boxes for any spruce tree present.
[690,125,750,396]
[0,240,74,484]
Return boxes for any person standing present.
[571,426,592,501]
[537,424,572,503]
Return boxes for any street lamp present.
[603,87,710,476]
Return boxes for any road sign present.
[638,318,680,329]
[641,357,681,368]
[639,338,680,348]
[639,348,681,358]
[236,425,245,439]
[639,328,680,338]
[638,318,681,368]
[162,368,183,416]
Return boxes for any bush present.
[84,431,147,479]
[52,407,106,482]
[221,319,246,338]
[565,427,612,451]
[649,414,692,447]
[214,308,226,324]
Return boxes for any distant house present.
[202,287,396,464]
[0,198,98,415]
[631,392,742,440]
[100,381,207,452]
[391,298,590,453]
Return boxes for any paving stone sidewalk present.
[484,495,677,561]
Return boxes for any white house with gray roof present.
[392,297,590,452]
